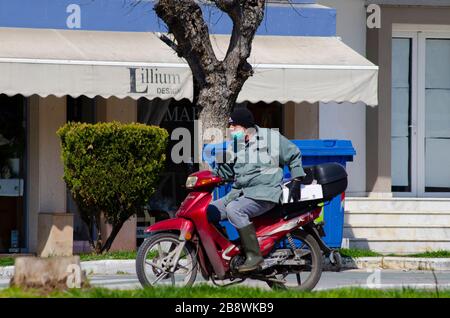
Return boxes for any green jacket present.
[214,126,305,206]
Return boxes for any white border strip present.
[254,63,378,70]
[0,58,189,68]
[0,57,379,70]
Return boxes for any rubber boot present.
[236,223,263,273]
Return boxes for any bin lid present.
[203,139,356,168]
[290,140,356,157]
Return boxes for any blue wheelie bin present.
[285,140,355,248]
[202,139,355,248]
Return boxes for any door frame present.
[393,25,450,198]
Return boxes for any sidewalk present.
[323,256,450,271]
[2,257,450,279]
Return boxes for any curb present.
[2,258,450,278]
[324,257,450,271]
[81,260,136,275]
[0,260,137,279]
[0,266,14,279]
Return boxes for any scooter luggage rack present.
[280,199,330,221]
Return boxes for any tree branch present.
[223,0,266,92]
[155,0,222,86]
[212,0,239,18]
[156,32,181,57]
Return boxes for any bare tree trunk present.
[197,80,234,144]
[93,211,103,254]
[79,206,103,254]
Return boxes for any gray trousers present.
[209,196,276,229]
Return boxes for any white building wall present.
[317,0,368,195]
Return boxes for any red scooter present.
[136,163,347,290]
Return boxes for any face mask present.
[231,130,245,140]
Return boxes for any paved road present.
[2,270,450,291]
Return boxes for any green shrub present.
[57,121,168,253]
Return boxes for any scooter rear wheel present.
[136,233,198,287]
[267,229,323,291]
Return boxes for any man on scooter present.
[208,107,306,273]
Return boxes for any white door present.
[392,29,450,197]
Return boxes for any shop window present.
[391,38,412,193]
[424,39,450,192]
[67,96,96,123]
[246,101,283,132]
[0,94,27,253]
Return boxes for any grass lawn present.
[0,258,14,267]
[389,250,450,258]
[78,251,137,262]
[338,248,450,258]
[0,285,448,298]
[338,248,383,258]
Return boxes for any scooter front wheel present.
[136,233,198,288]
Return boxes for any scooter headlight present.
[185,176,198,189]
